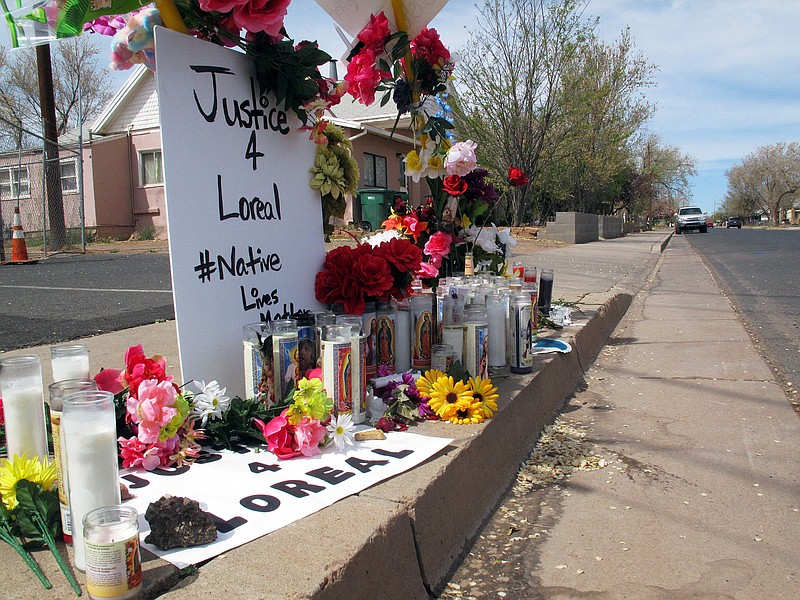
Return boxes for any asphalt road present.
[0,252,173,351]
[686,226,800,387]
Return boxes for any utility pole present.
[36,43,66,250]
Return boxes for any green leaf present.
[447,359,471,383]
[13,480,60,542]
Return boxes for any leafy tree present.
[449,0,592,225]
[724,142,800,226]
[0,37,112,151]
[627,134,696,218]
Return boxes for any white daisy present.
[191,380,230,427]
[327,413,356,453]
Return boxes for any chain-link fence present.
[0,117,86,261]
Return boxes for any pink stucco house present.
[85,65,424,240]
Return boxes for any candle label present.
[362,311,377,379]
[322,341,352,416]
[244,339,276,408]
[351,335,367,422]
[85,533,142,598]
[375,314,396,373]
[431,350,453,373]
[49,410,72,539]
[512,263,525,278]
[529,289,539,341]
[510,304,533,369]
[412,306,434,370]
[274,335,299,404]
[463,324,489,379]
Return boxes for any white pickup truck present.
[674,206,708,234]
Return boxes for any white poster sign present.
[315,0,448,39]
[120,430,452,568]
[155,28,325,399]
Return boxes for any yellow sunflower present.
[416,369,445,398]
[448,396,485,425]
[469,376,499,418]
[427,376,474,421]
[0,454,58,510]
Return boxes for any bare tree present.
[449,0,593,225]
[629,134,696,217]
[0,37,112,150]
[725,142,800,226]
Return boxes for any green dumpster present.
[355,189,408,231]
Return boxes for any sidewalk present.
[445,233,800,598]
[2,231,671,599]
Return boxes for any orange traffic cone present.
[11,206,29,262]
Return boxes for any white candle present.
[83,506,142,599]
[62,391,121,572]
[0,355,47,461]
[3,386,48,460]
[394,304,411,373]
[487,296,507,367]
[51,344,90,382]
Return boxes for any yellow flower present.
[416,369,445,398]
[448,396,485,425]
[457,213,472,229]
[469,376,499,418]
[405,150,425,182]
[427,376,473,421]
[0,455,58,511]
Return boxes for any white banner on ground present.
[155,27,325,399]
[120,430,452,568]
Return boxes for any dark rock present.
[144,495,218,550]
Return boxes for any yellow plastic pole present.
[155,0,189,34]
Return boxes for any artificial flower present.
[411,27,451,65]
[94,367,124,394]
[417,261,439,278]
[496,226,518,253]
[444,140,478,177]
[122,344,171,399]
[442,174,468,196]
[0,455,57,511]
[309,148,346,198]
[357,11,391,54]
[424,231,452,262]
[255,410,300,459]
[469,376,499,418]
[462,225,500,254]
[287,377,334,423]
[404,149,426,183]
[368,228,402,246]
[447,396,485,425]
[416,369,445,398]
[191,380,231,427]
[508,166,529,186]
[128,379,179,444]
[426,375,474,421]
[345,48,389,105]
[327,413,356,452]
[293,416,327,457]
[118,437,163,471]
[232,0,291,39]
[0,397,4,425]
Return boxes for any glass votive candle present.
[51,343,90,382]
[83,505,142,600]
[49,378,98,545]
[431,343,455,373]
[62,390,122,572]
[0,355,48,460]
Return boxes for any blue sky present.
[4,0,799,216]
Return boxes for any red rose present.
[411,28,450,64]
[352,253,394,299]
[345,48,389,106]
[357,12,390,55]
[0,397,4,426]
[442,174,468,196]
[508,166,529,187]
[122,345,171,399]
[376,238,423,274]
[232,0,291,39]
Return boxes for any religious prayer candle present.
[463,305,489,379]
[83,506,142,600]
[441,292,464,365]
[524,266,538,285]
[361,302,377,380]
[538,268,555,316]
[523,283,539,342]
[0,355,48,460]
[394,299,412,373]
[314,311,337,369]
[48,379,98,545]
[411,293,434,371]
[62,390,122,572]
[375,301,396,374]
[322,325,352,417]
[431,344,454,373]
[243,322,273,405]
[509,293,534,374]
[486,293,508,372]
[512,261,525,279]
[336,316,367,424]
[272,319,299,403]
[50,343,90,382]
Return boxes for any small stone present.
[145,495,218,550]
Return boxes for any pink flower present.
[199,0,248,13]
[417,261,440,279]
[118,436,162,471]
[130,379,178,444]
[255,411,300,459]
[357,12,390,55]
[345,48,389,105]
[424,230,452,260]
[444,140,478,177]
[94,368,124,394]
[233,0,291,39]
[293,417,326,457]
[306,367,323,381]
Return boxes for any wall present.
[542,212,599,244]
[129,128,167,237]
[598,215,623,239]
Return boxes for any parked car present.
[726,216,742,229]
[674,206,708,234]
[706,219,714,228]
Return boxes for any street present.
[0,252,173,351]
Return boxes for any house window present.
[398,154,407,189]
[363,153,387,188]
[0,167,30,200]
[60,160,78,193]
[140,150,163,186]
